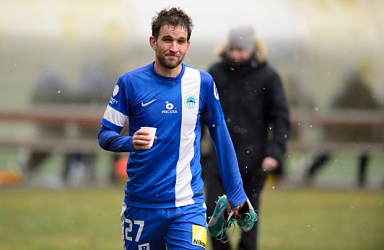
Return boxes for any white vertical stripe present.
[175,67,200,207]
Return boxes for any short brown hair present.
[151,7,194,40]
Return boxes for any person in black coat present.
[202,26,291,250]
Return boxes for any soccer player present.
[98,7,247,249]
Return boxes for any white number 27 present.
[124,219,145,242]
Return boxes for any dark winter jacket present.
[207,38,291,174]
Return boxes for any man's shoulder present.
[119,64,152,79]
[184,63,208,74]
[184,64,213,82]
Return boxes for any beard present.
[156,51,185,69]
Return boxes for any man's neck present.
[153,62,182,77]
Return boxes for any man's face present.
[150,25,190,70]
[226,48,253,65]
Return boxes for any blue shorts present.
[120,202,208,250]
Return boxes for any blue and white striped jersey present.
[99,62,246,209]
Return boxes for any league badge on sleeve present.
[113,85,120,96]
[213,82,219,100]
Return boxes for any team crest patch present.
[192,225,206,249]
[113,85,119,96]
[184,95,197,109]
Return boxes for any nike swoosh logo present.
[208,207,226,227]
[141,99,156,107]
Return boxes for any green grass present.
[257,188,384,250]
[0,187,123,250]
[1,186,383,250]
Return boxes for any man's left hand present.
[226,200,243,217]
[262,157,278,172]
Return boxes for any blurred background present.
[0,0,383,189]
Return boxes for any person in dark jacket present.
[202,26,291,250]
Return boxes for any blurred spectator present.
[19,68,70,178]
[79,65,111,106]
[304,69,380,187]
[202,26,290,250]
[63,65,113,184]
[19,66,113,186]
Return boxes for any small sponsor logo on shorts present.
[193,239,206,248]
[192,225,206,249]
[138,243,150,250]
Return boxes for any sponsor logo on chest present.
[162,101,178,114]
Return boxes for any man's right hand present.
[132,129,157,150]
